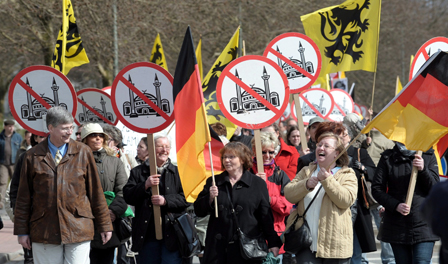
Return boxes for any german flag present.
[362,51,448,152]
[173,27,211,202]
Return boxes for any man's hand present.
[101,231,112,245]
[145,174,160,190]
[151,195,166,206]
[18,235,31,250]
[413,154,424,171]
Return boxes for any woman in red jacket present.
[250,132,293,259]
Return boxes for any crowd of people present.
[0,106,444,264]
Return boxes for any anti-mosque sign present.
[111,62,174,134]
[263,32,321,93]
[328,89,354,121]
[409,37,448,81]
[291,88,334,125]
[217,55,289,129]
[8,65,77,136]
[75,88,118,126]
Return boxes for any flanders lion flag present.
[202,27,240,138]
[150,33,169,71]
[51,0,89,75]
[301,0,381,74]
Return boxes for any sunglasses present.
[261,151,275,155]
[75,132,81,136]
[88,133,105,138]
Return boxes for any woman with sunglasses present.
[250,132,293,261]
[81,123,128,264]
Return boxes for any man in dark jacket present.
[14,106,113,264]
[0,119,22,209]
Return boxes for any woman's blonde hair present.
[317,132,349,167]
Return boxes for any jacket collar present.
[215,170,253,188]
[278,137,296,155]
[34,138,80,156]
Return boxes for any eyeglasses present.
[59,126,75,133]
[155,145,170,150]
[316,143,335,150]
[342,133,349,137]
[261,151,275,155]
[223,155,236,160]
[88,133,105,138]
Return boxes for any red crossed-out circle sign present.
[328,89,354,121]
[290,88,334,125]
[409,37,448,81]
[111,62,174,134]
[263,32,321,94]
[217,55,290,130]
[8,65,77,137]
[75,88,118,126]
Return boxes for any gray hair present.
[154,135,171,146]
[343,123,354,140]
[102,124,123,144]
[251,131,279,150]
[46,106,74,129]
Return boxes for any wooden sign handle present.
[147,134,163,240]
[405,150,423,208]
[254,129,264,174]
[293,93,308,152]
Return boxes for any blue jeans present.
[138,240,182,264]
[390,242,434,264]
[351,231,368,264]
[371,208,395,264]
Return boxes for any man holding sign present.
[14,106,113,264]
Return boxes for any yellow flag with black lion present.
[301,0,381,74]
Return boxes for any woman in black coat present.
[194,142,282,264]
[372,143,439,264]
[123,136,189,264]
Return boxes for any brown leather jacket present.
[14,138,113,245]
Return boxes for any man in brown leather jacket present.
[13,106,113,264]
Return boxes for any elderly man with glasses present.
[14,106,113,264]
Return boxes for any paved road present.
[1,208,441,264]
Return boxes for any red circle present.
[409,37,448,81]
[327,89,355,121]
[217,55,290,129]
[75,88,118,126]
[263,32,321,94]
[111,62,174,134]
[290,88,335,125]
[8,65,77,137]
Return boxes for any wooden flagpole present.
[146,134,163,240]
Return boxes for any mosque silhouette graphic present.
[229,67,279,114]
[21,77,67,121]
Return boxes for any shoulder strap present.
[291,185,323,226]
[225,185,242,231]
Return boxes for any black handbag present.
[358,149,379,209]
[225,185,268,261]
[115,217,132,243]
[167,212,201,258]
[283,185,322,254]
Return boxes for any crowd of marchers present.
[0,107,443,264]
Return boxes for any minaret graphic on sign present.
[230,67,279,113]
[21,77,67,120]
[123,74,171,117]
[276,42,314,79]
